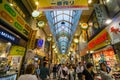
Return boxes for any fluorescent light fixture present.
[105,19,112,24]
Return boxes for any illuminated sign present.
[37,39,44,47]
[0,31,15,41]
[0,27,20,44]
[88,31,108,49]
[38,0,88,10]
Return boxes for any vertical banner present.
[28,30,37,49]
[94,4,108,27]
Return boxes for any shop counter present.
[0,72,17,80]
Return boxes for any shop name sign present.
[50,0,74,6]
[88,31,107,49]
[38,0,88,10]
[0,31,15,41]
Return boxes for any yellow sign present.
[88,29,111,51]
[38,0,88,10]
[9,46,25,56]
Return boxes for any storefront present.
[92,46,117,71]
[0,25,26,80]
[0,0,32,79]
[88,29,119,71]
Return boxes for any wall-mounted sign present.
[0,26,20,44]
[106,15,120,44]
[28,30,37,49]
[0,0,32,38]
[88,29,110,50]
[9,46,25,56]
[38,0,88,10]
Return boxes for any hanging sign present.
[94,4,108,27]
[38,0,88,10]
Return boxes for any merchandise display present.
[93,47,120,73]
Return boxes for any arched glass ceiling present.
[45,10,82,54]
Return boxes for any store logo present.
[111,26,120,34]
[0,31,15,41]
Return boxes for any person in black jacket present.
[39,63,50,80]
[53,64,57,79]
[82,62,95,80]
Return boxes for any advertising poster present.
[106,15,120,44]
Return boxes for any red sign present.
[111,26,120,34]
[88,31,107,49]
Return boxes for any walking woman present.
[18,64,38,80]
[69,65,75,80]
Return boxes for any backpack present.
[62,69,67,76]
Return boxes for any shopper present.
[82,62,95,80]
[100,62,114,80]
[53,64,57,79]
[76,62,84,80]
[39,62,50,80]
[18,64,38,80]
[69,65,75,80]
[58,64,69,80]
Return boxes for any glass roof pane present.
[54,17,57,23]
[57,15,63,22]
[64,15,69,21]
[45,10,82,54]
[64,10,70,14]
[56,11,63,15]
